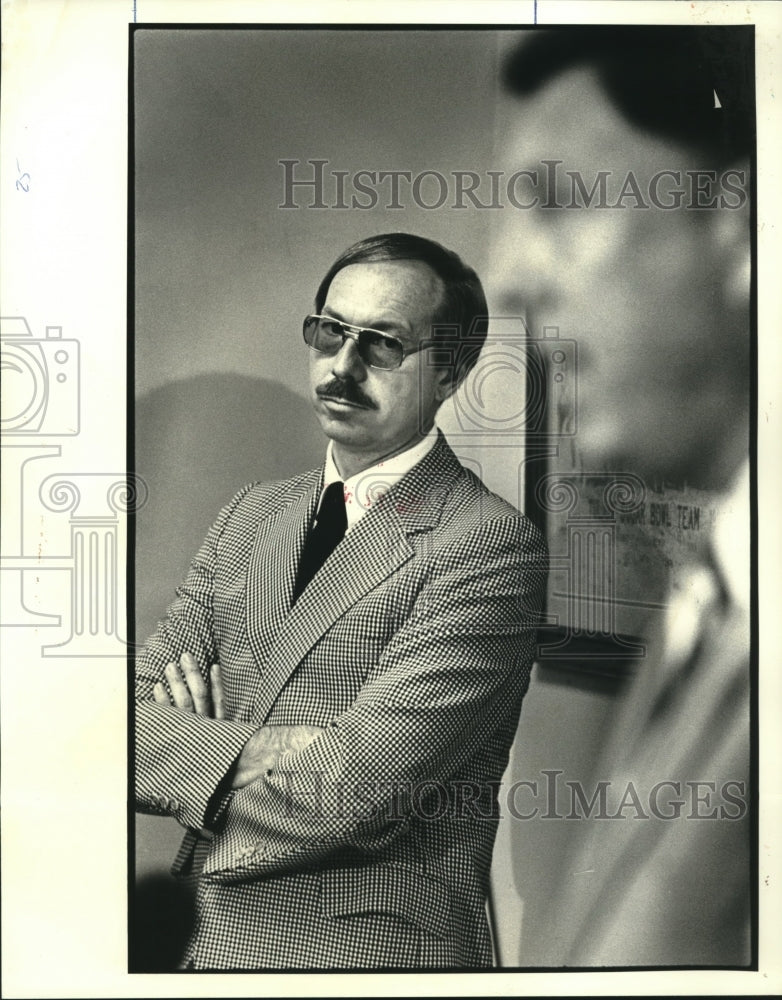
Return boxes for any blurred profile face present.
[489,65,750,488]
[308,260,453,477]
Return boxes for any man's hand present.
[152,652,324,789]
[153,652,225,718]
[230,724,324,789]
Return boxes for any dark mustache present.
[316,377,376,410]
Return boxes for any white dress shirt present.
[320,426,439,533]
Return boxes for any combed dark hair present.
[315,232,489,388]
[502,26,754,165]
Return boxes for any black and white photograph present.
[2,2,781,996]
[132,21,755,973]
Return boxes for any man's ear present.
[711,159,750,311]
[433,366,459,405]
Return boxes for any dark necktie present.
[292,480,347,604]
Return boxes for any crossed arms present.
[135,495,547,882]
[153,653,322,790]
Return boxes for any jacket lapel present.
[250,433,464,724]
[245,469,321,671]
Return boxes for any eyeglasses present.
[303,314,427,371]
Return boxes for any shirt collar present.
[710,460,749,615]
[660,461,749,669]
[322,426,439,532]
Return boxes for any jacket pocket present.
[320,863,452,939]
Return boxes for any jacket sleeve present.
[201,512,547,882]
[134,486,258,831]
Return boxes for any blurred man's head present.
[490,28,753,489]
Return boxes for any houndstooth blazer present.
[135,431,547,969]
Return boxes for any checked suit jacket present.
[135,432,547,969]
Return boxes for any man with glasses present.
[135,232,547,969]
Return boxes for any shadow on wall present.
[131,874,196,972]
[134,372,325,967]
[135,372,325,641]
